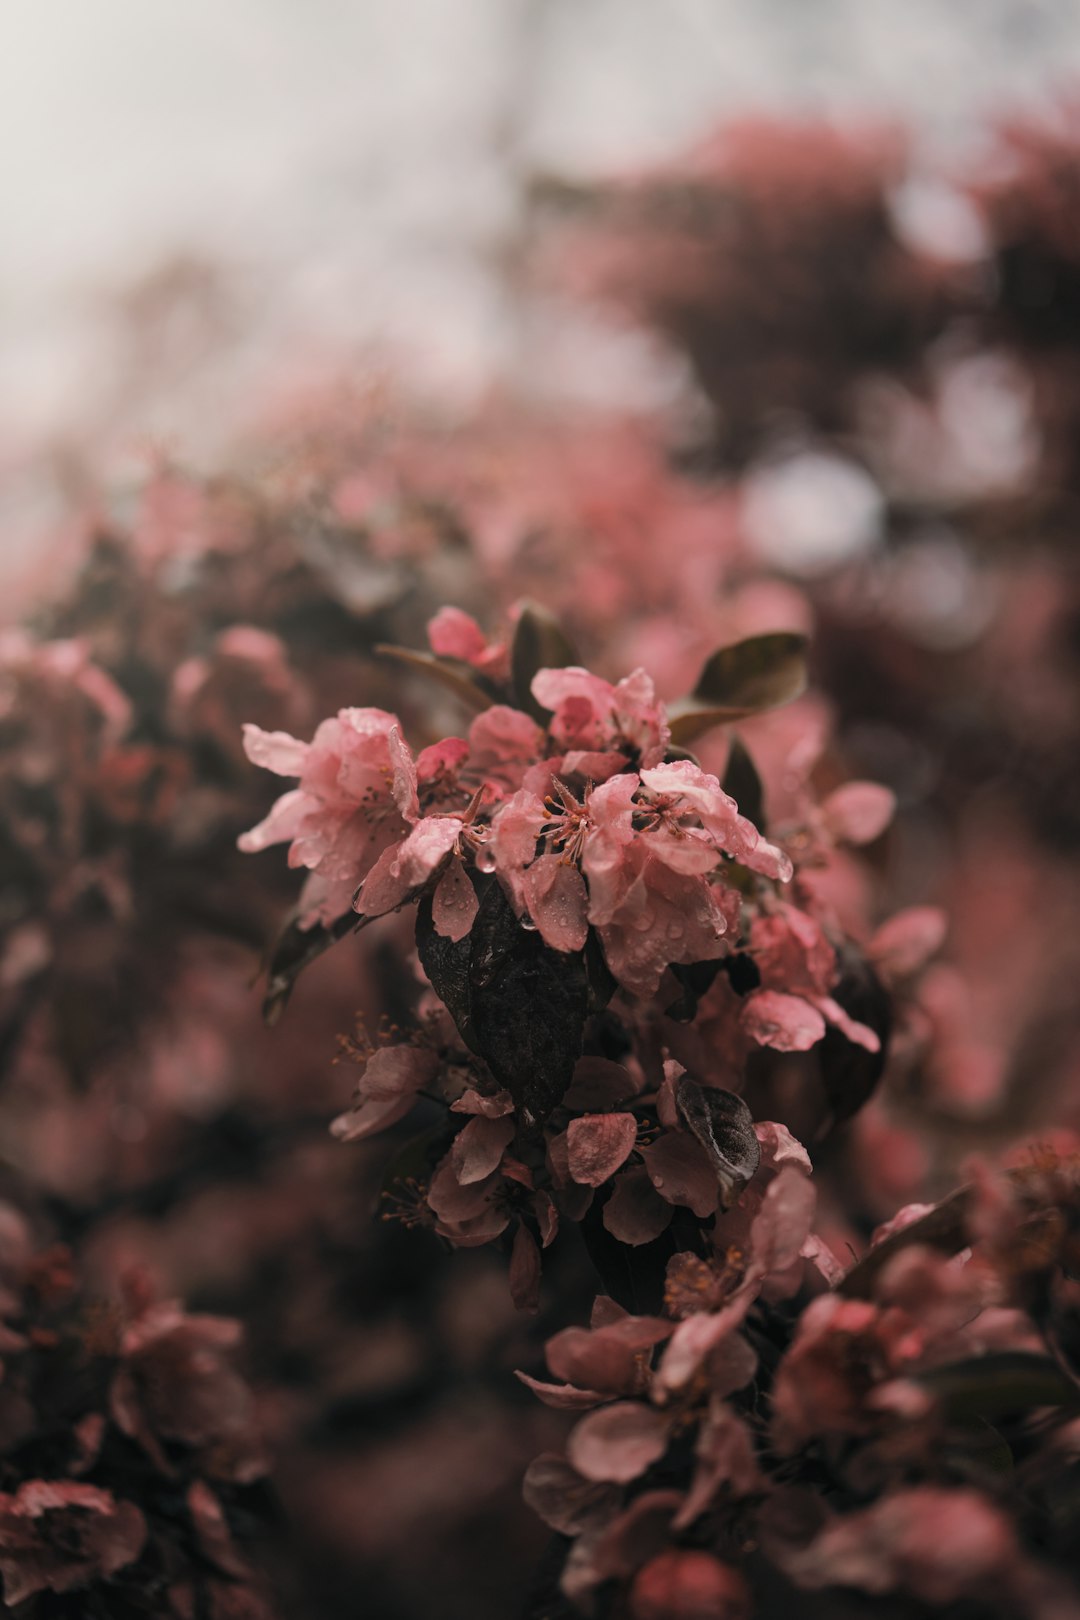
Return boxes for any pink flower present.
[485,757,795,993]
[330,1045,440,1142]
[638,760,793,881]
[743,904,881,1052]
[237,709,414,926]
[355,815,472,935]
[466,706,545,797]
[820,780,896,845]
[543,1306,672,1397]
[532,666,670,766]
[766,1487,1020,1606]
[769,1294,892,1454]
[110,1299,265,1483]
[427,606,508,677]
[629,1548,751,1620]
[0,1481,146,1606]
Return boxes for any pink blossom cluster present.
[520,1140,1080,1618]
[0,1206,276,1617]
[238,608,918,1306]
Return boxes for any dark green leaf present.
[668,632,809,745]
[374,644,496,711]
[817,945,892,1126]
[511,601,578,721]
[664,960,723,1023]
[674,1078,760,1209]
[838,1186,974,1298]
[917,1352,1080,1423]
[579,1195,678,1315]
[262,910,358,1025]
[721,735,765,828]
[416,878,589,1132]
[415,890,477,1052]
[943,1419,1013,1478]
[468,881,589,1132]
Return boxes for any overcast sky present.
[2,0,1078,462]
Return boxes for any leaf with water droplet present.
[673,1078,760,1209]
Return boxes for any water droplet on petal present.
[521,914,538,931]
[653,1175,664,1189]
[476,848,496,874]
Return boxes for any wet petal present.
[742,990,826,1052]
[525,855,589,953]
[641,1133,720,1217]
[432,854,479,941]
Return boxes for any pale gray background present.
[2,1,1077,500]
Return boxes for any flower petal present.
[603,1169,674,1246]
[567,1113,639,1187]
[450,1115,515,1185]
[240,723,308,776]
[822,781,896,845]
[641,1133,720,1217]
[568,1402,670,1484]
[522,1455,621,1536]
[432,854,479,941]
[525,854,589,953]
[742,990,826,1052]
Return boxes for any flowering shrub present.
[6,96,1080,1620]
[240,607,907,1310]
[0,1204,275,1618]
[518,1140,1080,1617]
[236,586,1080,1616]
